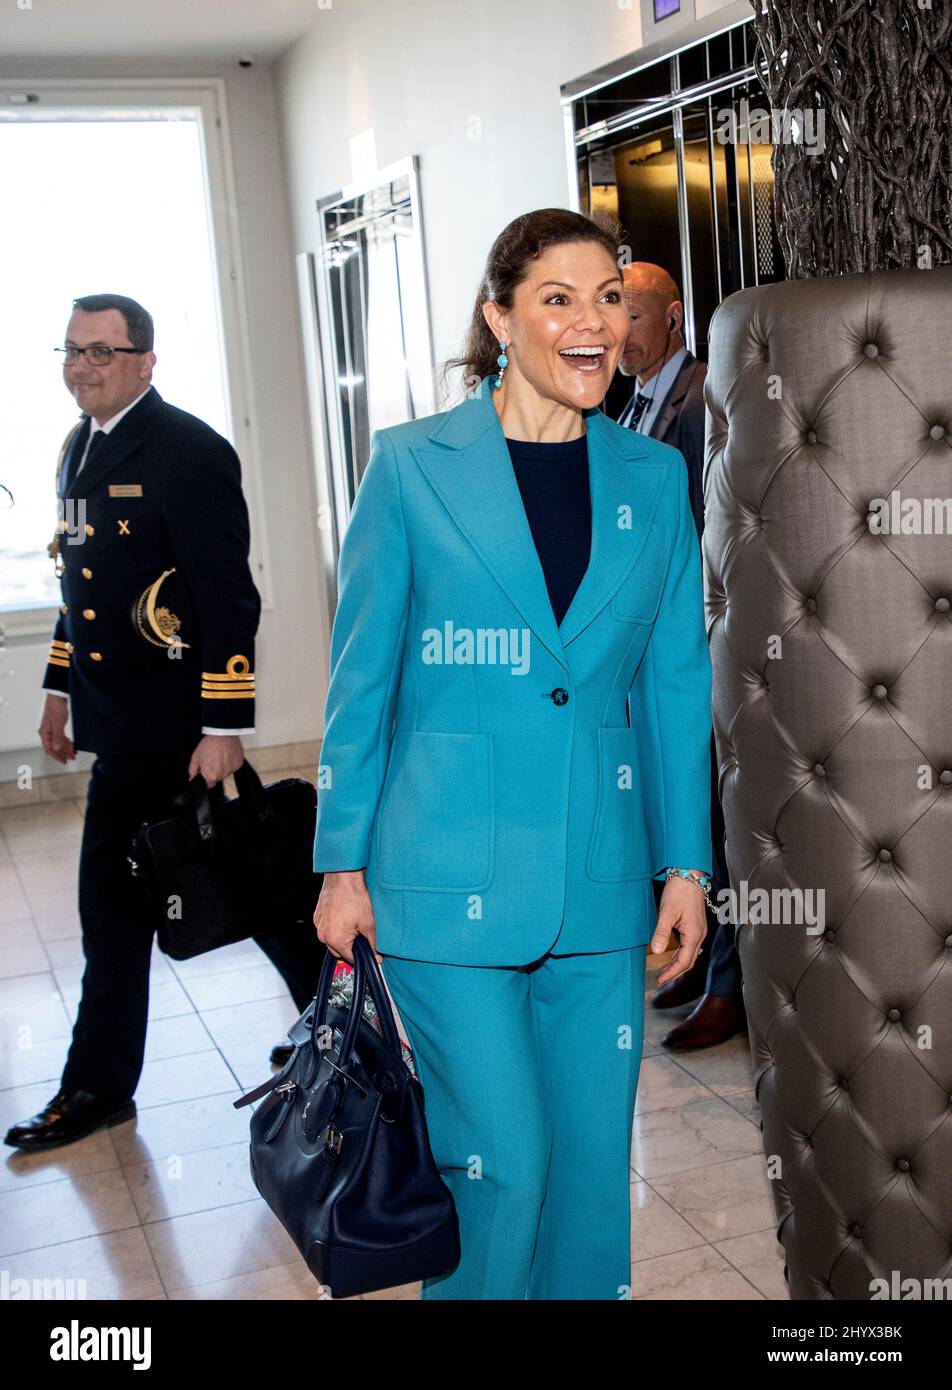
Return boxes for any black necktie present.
[627,391,651,430]
[77,429,106,477]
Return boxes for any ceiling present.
[0,0,321,64]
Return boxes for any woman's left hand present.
[651,875,708,986]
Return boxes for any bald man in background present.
[615,263,746,1050]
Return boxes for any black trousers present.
[61,746,325,1099]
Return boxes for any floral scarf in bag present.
[327,958,418,1079]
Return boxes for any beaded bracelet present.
[663,866,717,914]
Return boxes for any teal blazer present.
[313,374,712,966]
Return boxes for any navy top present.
[505,433,591,628]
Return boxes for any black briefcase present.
[234,934,461,1298]
[128,760,322,960]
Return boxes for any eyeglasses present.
[55,345,148,365]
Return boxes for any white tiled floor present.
[0,771,787,1300]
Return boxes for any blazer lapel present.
[409,376,667,669]
[651,354,697,442]
[62,386,163,499]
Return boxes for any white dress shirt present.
[45,389,253,738]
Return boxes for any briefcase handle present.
[175,759,274,846]
[233,759,278,825]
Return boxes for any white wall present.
[276,0,644,395]
[0,56,327,782]
[274,0,737,391]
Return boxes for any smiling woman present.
[0,109,230,613]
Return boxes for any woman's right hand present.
[313,869,379,964]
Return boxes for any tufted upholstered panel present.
[703,267,952,1300]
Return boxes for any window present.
[0,87,249,618]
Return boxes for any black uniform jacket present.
[43,386,261,754]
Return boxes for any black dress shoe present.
[661,993,748,1051]
[270,1042,294,1068]
[4,1087,136,1152]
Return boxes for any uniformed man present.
[4,294,322,1152]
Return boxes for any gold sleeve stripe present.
[201,690,256,700]
[201,672,255,681]
[51,639,71,650]
[48,656,70,668]
[202,680,255,691]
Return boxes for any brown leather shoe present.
[650,949,710,1009]
[4,1087,136,1152]
[661,993,748,1051]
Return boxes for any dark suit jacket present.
[619,353,708,539]
[44,385,261,755]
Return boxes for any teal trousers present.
[381,944,647,1300]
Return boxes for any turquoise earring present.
[494,339,508,390]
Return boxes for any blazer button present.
[60,604,68,615]
[84,523,94,536]
[82,567,93,579]
[89,651,103,661]
[82,608,96,620]
[549,687,570,705]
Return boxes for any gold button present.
[60,604,68,614]
[57,519,67,533]
[89,651,103,662]
[82,608,96,619]
[82,567,92,579]
[84,523,94,536]
[64,642,74,653]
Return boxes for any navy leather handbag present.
[233,934,460,1298]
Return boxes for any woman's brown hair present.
[441,207,626,398]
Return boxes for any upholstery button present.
[896,1158,910,1172]
[806,429,817,445]
[549,687,569,706]
[824,928,836,943]
[872,684,888,700]
[814,763,826,777]
[90,651,103,662]
[878,848,893,862]
[887,1008,901,1022]
[945,934,952,948]
[850,1223,862,1238]
[936,597,951,613]
[840,1076,849,1091]
[863,343,879,357]
[940,770,952,785]
[82,567,92,579]
[805,597,817,613]
[82,608,96,620]
[929,425,946,441]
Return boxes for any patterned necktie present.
[627,391,651,431]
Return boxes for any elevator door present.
[570,15,783,423]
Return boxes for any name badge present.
[108,484,143,498]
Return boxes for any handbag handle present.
[233,937,402,1112]
[310,935,403,1066]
